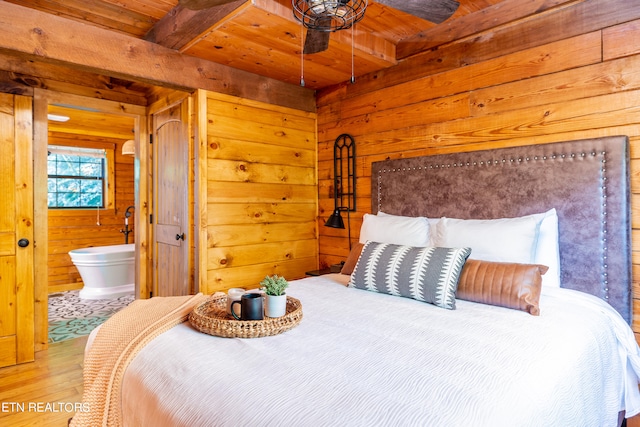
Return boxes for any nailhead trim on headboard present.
[600,151,609,304]
[372,138,630,322]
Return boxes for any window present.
[47,146,107,208]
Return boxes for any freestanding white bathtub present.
[69,243,135,300]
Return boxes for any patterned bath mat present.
[48,290,134,343]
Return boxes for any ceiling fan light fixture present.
[295,0,367,86]
[293,0,367,31]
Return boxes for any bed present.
[71,136,640,427]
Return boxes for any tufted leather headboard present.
[371,136,632,323]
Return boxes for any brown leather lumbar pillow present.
[456,259,549,315]
[340,242,364,275]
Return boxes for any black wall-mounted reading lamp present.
[325,134,356,250]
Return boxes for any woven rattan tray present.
[189,294,303,338]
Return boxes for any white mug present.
[226,288,246,317]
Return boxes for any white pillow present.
[434,214,541,264]
[432,209,561,288]
[359,213,430,247]
[377,212,440,246]
[532,209,560,288]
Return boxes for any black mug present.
[231,293,263,321]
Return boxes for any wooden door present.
[152,100,191,296]
[0,93,34,367]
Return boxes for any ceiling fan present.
[292,0,460,54]
[179,0,460,54]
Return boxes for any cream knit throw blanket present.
[70,293,208,427]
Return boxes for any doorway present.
[33,89,148,350]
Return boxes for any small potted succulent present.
[260,274,289,318]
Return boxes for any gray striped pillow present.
[349,241,471,310]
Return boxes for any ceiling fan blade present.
[304,29,331,54]
[178,0,243,10]
[376,0,460,24]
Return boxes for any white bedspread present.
[113,275,640,426]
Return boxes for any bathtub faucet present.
[120,205,135,244]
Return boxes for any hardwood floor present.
[0,336,87,427]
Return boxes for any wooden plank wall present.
[47,133,135,293]
[316,1,640,337]
[203,92,318,293]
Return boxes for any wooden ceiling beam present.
[0,52,150,105]
[145,0,249,51]
[0,1,315,112]
[0,70,34,96]
[396,0,577,59]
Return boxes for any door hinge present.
[149,214,153,224]
[149,134,153,144]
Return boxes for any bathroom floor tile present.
[48,290,134,343]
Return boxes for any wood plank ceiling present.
[5,0,505,91]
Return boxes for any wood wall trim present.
[135,111,150,300]
[37,90,146,118]
[0,1,316,113]
[195,90,209,294]
[32,90,48,352]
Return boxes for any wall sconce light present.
[122,139,135,156]
[325,134,356,248]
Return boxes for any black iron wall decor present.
[325,133,356,235]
